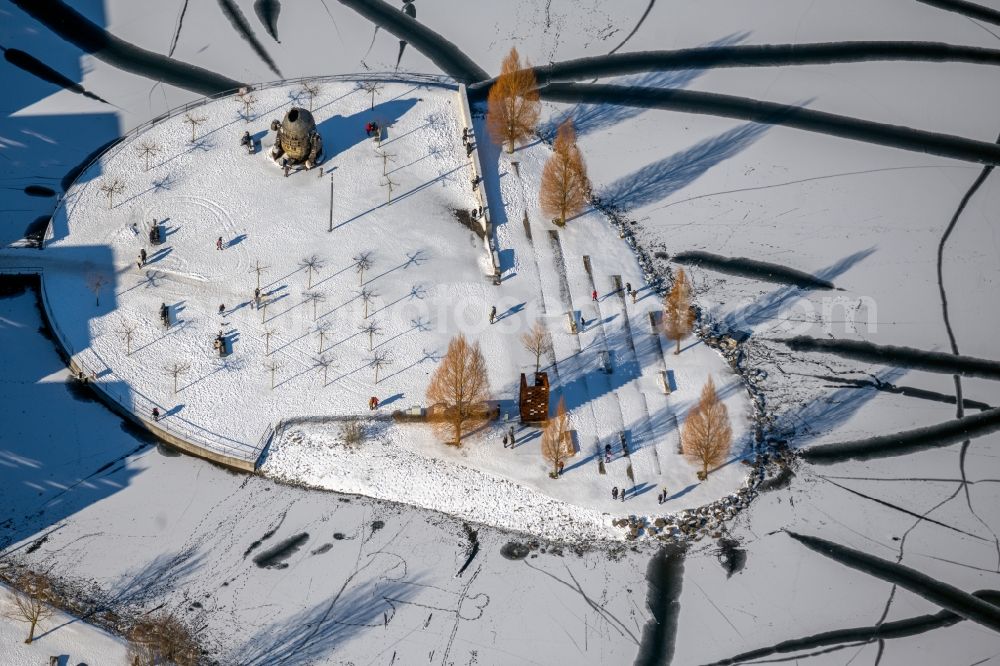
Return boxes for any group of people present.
[501,425,516,448]
[611,486,670,504]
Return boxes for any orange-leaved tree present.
[541,396,570,477]
[681,377,732,479]
[663,268,695,354]
[540,119,591,226]
[426,334,492,446]
[486,47,540,153]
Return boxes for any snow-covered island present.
[43,79,752,542]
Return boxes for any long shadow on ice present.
[596,122,770,212]
[0,283,144,556]
[539,33,749,140]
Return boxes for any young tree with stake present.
[86,272,110,307]
[250,259,270,291]
[540,119,591,226]
[663,268,695,354]
[369,350,391,384]
[314,354,334,386]
[358,287,377,319]
[299,254,325,288]
[354,251,374,285]
[117,319,137,356]
[264,357,282,390]
[360,80,383,109]
[4,571,54,644]
[300,80,321,111]
[182,112,207,142]
[541,397,570,477]
[262,326,275,355]
[520,319,553,373]
[315,319,332,352]
[486,47,541,153]
[99,179,125,209]
[164,360,190,394]
[304,291,327,321]
[426,334,491,446]
[380,174,398,203]
[136,141,161,172]
[237,90,257,122]
[681,377,732,479]
[360,319,382,351]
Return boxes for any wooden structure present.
[519,372,550,423]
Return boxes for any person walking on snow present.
[216,236,223,251]
[508,425,515,445]
[254,287,261,310]
[631,289,638,304]
[591,289,598,302]
[489,305,497,324]
[612,486,619,500]
[218,303,225,315]
[369,396,379,410]
[152,407,160,421]
[625,282,632,295]
[502,433,508,448]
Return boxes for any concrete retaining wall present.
[455,84,501,284]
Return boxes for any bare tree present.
[182,113,207,142]
[369,350,391,384]
[264,357,282,390]
[375,148,397,176]
[663,268,695,354]
[250,259,270,291]
[380,174,398,203]
[541,396,570,477]
[300,80,322,111]
[299,254,325,288]
[135,141,161,172]
[86,272,110,306]
[520,319,553,373]
[99,178,125,209]
[426,334,491,446]
[360,319,382,351]
[314,354,334,386]
[127,613,199,666]
[354,251,374,285]
[360,80,383,109]
[4,571,54,644]
[315,319,332,352]
[262,326,276,355]
[341,417,366,446]
[237,90,258,122]
[164,360,190,394]
[540,119,591,226]
[681,377,732,479]
[304,291,327,321]
[357,287,377,319]
[486,47,541,153]
[116,319,137,356]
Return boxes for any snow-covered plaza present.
[43,79,751,540]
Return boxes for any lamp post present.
[328,172,334,232]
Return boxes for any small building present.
[519,372,549,423]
